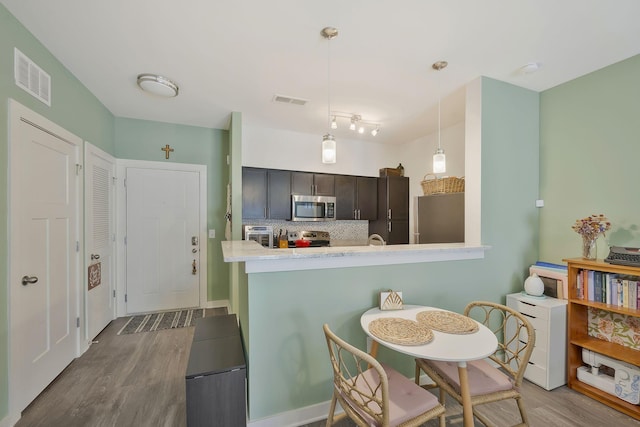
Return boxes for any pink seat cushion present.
[423,359,513,396]
[344,363,441,427]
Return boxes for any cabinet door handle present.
[388,209,392,220]
[388,222,392,233]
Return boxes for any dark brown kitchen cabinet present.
[267,169,291,219]
[335,176,377,220]
[242,168,291,220]
[242,167,267,219]
[291,172,334,196]
[368,176,409,244]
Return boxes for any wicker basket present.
[420,174,465,195]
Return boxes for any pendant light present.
[432,61,447,174]
[321,27,338,164]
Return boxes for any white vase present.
[524,273,545,296]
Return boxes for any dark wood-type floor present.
[16,310,640,427]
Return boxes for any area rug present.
[117,308,205,335]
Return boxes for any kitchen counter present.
[221,240,489,273]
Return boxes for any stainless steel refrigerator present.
[415,193,464,243]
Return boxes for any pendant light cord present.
[327,36,331,131]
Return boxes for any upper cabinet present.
[267,169,291,220]
[242,167,268,219]
[335,176,377,220]
[242,168,291,220]
[291,172,335,196]
[243,167,377,221]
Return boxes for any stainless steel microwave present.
[291,195,336,221]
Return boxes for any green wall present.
[539,55,640,263]
[243,77,541,420]
[114,118,230,301]
[0,4,115,421]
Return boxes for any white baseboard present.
[0,411,20,427]
[204,299,230,311]
[246,373,435,427]
[247,400,341,427]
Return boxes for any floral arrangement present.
[571,214,611,239]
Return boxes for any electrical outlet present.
[535,199,544,208]
[208,229,215,239]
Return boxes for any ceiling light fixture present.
[321,26,338,164]
[330,112,380,136]
[432,61,447,174]
[137,73,179,97]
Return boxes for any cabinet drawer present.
[529,344,547,368]
[510,298,549,320]
[518,314,548,350]
[524,361,548,388]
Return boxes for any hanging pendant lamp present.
[321,27,338,164]
[432,61,447,174]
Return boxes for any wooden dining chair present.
[414,301,536,427]
[323,323,445,427]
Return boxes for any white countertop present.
[221,240,489,273]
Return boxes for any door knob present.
[21,276,38,286]
[91,254,100,260]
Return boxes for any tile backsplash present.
[241,219,369,243]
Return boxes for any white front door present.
[124,165,206,314]
[8,100,81,413]
[84,142,116,341]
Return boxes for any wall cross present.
[161,144,174,159]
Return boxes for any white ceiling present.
[3,0,639,145]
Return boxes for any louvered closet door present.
[85,143,116,340]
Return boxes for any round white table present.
[360,305,498,427]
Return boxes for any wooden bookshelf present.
[563,258,640,420]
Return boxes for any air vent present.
[14,48,51,106]
[273,94,308,106]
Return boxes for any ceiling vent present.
[273,94,307,106]
[14,48,51,106]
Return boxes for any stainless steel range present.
[287,230,330,247]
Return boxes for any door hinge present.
[125,294,127,303]
[75,164,83,176]
[124,236,127,245]
[123,178,127,187]
[76,317,80,328]
[76,241,80,252]
[113,290,116,298]
[112,176,117,185]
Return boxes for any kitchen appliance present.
[243,225,274,248]
[414,193,464,244]
[287,230,331,247]
[291,195,336,221]
[578,349,640,404]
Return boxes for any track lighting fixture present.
[330,112,380,136]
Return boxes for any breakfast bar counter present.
[221,240,488,273]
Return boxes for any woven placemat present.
[368,318,434,345]
[416,310,479,334]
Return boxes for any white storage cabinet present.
[506,293,568,390]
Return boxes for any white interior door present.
[84,142,116,341]
[125,165,205,314]
[9,100,81,414]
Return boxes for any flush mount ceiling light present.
[321,26,338,164]
[519,62,542,74]
[432,61,447,174]
[137,73,179,97]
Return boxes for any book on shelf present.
[576,268,640,309]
